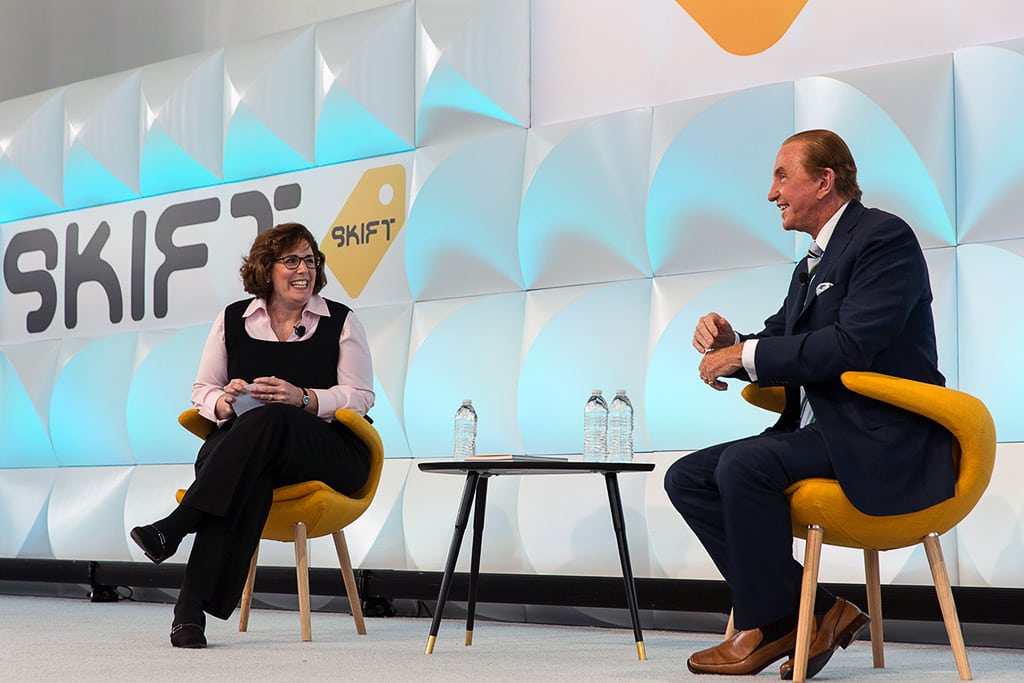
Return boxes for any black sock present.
[173,590,206,628]
[760,610,799,642]
[155,503,205,545]
[814,586,837,617]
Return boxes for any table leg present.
[425,470,479,654]
[465,476,488,646]
[604,472,647,661]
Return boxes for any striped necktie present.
[803,242,824,305]
[799,241,825,426]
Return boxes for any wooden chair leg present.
[295,521,312,642]
[793,525,823,683]
[863,549,885,668]
[923,533,972,680]
[333,529,367,635]
[724,609,736,640]
[238,544,259,632]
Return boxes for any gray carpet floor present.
[1,595,1021,681]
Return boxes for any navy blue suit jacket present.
[741,202,955,516]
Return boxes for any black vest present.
[224,298,351,389]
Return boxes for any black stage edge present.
[2,558,1023,626]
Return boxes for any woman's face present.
[269,240,317,307]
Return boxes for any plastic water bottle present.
[608,390,634,462]
[453,399,477,460]
[583,390,608,462]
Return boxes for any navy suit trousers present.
[664,425,836,630]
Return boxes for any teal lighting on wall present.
[49,334,137,467]
[0,353,57,469]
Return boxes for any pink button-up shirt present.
[191,295,375,424]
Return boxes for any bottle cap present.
[592,389,602,395]
[615,389,626,395]
[462,399,472,405]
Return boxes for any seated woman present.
[131,222,375,648]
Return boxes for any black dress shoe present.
[130,524,179,564]
[170,623,207,649]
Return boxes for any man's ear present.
[817,167,836,199]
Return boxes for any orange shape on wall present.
[320,164,407,298]
[675,0,809,56]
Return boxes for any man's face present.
[767,141,825,235]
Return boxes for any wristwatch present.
[301,387,310,408]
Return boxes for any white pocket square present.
[815,282,834,295]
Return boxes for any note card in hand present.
[231,385,264,416]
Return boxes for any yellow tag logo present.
[674,0,808,56]
[321,164,406,298]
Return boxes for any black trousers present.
[663,424,835,630]
[178,404,370,620]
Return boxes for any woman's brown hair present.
[239,222,328,299]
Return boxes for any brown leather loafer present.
[687,627,797,675]
[779,597,869,680]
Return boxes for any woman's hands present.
[215,378,249,419]
[215,376,306,419]
[249,376,303,408]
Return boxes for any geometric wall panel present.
[954,42,1024,245]
[518,464,650,577]
[315,2,415,165]
[0,345,58,469]
[406,129,526,300]
[49,334,138,467]
[140,51,225,197]
[521,109,652,290]
[64,71,141,210]
[224,27,315,182]
[955,442,1024,588]
[126,326,210,465]
[0,89,65,222]
[0,468,56,557]
[796,65,956,250]
[48,466,134,562]
[646,265,795,452]
[648,84,796,274]
[404,292,526,459]
[518,280,651,456]
[803,55,956,250]
[415,0,529,146]
[352,303,414,459]
[957,241,1024,442]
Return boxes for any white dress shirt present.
[740,201,849,381]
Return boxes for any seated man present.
[664,129,954,679]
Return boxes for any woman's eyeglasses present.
[274,255,319,270]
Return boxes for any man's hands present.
[693,312,743,391]
[698,345,743,391]
[692,312,735,353]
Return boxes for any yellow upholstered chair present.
[730,371,995,682]
[176,407,384,641]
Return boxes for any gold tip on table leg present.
[425,635,436,654]
[637,641,647,661]
[465,630,473,646]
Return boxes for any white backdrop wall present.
[2,1,1024,595]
